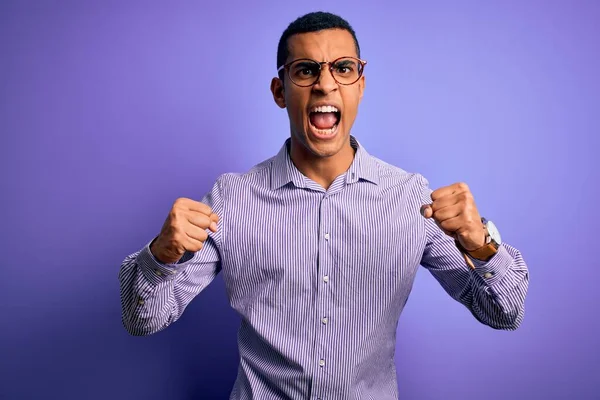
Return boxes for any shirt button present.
[138,298,145,305]
[324,233,330,240]
[155,269,163,276]
[321,317,328,325]
[319,359,326,367]
[483,272,494,279]
[323,275,329,283]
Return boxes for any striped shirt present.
[119,136,529,400]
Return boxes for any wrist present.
[462,228,487,252]
[456,218,502,266]
[150,237,181,264]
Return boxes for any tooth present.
[311,105,339,113]
[312,122,338,135]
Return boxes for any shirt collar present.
[270,135,380,190]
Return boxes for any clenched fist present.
[420,182,486,252]
[150,197,219,264]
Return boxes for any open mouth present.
[308,105,341,136]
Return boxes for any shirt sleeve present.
[417,175,530,330]
[118,177,225,336]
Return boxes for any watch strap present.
[455,238,499,270]
[467,242,499,260]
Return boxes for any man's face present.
[271,29,365,159]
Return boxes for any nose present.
[312,64,338,95]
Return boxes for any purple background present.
[1,1,599,399]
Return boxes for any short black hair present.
[276,11,361,75]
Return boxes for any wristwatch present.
[456,218,502,269]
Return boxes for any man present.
[119,11,529,400]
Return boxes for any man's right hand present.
[150,197,219,264]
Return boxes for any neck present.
[288,136,356,190]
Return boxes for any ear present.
[357,74,366,102]
[270,77,286,109]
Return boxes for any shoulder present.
[365,155,434,221]
[213,155,276,191]
[369,154,430,192]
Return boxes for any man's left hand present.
[420,182,486,251]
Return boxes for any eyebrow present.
[293,61,319,67]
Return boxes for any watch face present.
[486,220,502,244]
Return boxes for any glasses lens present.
[289,60,321,86]
[331,57,362,85]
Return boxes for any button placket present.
[315,194,331,384]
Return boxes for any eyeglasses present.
[277,56,367,87]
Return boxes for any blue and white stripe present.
[119,136,529,400]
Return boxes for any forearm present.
[118,245,183,336]
[460,243,529,330]
[118,237,222,336]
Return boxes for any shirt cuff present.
[136,240,192,286]
[469,244,512,286]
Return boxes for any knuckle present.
[458,216,468,225]
[198,214,210,227]
[170,233,183,246]
[173,197,187,208]
[169,207,182,221]
[168,217,181,232]
[164,219,176,232]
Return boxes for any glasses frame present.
[277,56,367,87]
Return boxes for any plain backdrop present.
[1,1,599,399]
